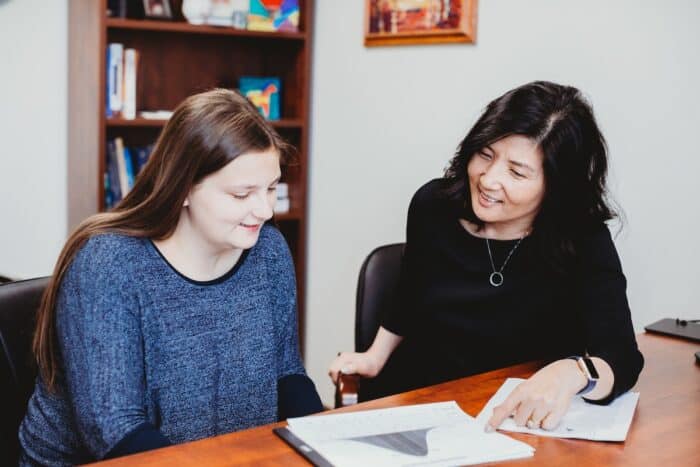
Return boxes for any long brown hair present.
[34,88,293,391]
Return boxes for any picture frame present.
[143,0,173,19]
[364,0,478,47]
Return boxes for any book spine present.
[122,48,138,119]
[106,139,122,203]
[123,146,135,190]
[107,43,124,116]
[114,137,130,197]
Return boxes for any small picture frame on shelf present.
[239,76,281,121]
[143,0,173,19]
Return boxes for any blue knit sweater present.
[19,224,316,465]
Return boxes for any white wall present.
[1,0,698,408]
[306,0,700,405]
[0,0,68,279]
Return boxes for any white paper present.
[287,401,534,466]
[476,378,639,442]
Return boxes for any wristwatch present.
[568,356,599,395]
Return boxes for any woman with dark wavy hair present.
[330,81,643,432]
[19,89,322,466]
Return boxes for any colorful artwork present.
[365,0,477,46]
[239,76,281,120]
[248,0,299,32]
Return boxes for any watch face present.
[583,357,599,379]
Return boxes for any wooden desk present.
[90,333,699,466]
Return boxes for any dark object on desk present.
[335,373,360,408]
[644,318,700,343]
[273,427,333,467]
[0,277,50,464]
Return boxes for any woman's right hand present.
[328,351,381,384]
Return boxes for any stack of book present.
[106,43,139,119]
[105,138,153,208]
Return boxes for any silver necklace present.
[485,237,525,287]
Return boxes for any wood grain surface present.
[87,333,700,466]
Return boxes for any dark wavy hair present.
[443,81,619,273]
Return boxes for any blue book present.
[123,146,135,190]
[106,139,122,204]
[239,76,281,120]
[132,144,153,174]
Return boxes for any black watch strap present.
[568,356,598,395]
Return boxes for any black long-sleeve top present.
[380,179,643,404]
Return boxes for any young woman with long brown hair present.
[19,89,322,466]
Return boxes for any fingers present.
[328,352,351,384]
[512,400,535,427]
[540,397,571,431]
[486,386,524,432]
[527,405,549,429]
[328,352,366,384]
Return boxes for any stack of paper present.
[476,378,640,441]
[284,401,534,466]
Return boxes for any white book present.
[107,43,124,114]
[114,137,129,197]
[122,48,138,119]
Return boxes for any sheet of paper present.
[475,378,639,441]
[287,401,534,466]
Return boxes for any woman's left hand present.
[486,359,587,432]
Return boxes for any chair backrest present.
[0,277,49,463]
[355,243,405,352]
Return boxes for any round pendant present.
[489,271,504,287]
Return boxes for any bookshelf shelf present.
[69,0,313,347]
[106,117,305,129]
[274,210,303,221]
[106,18,306,40]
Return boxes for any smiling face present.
[467,135,546,236]
[185,147,281,252]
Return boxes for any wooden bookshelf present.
[68,0,314,346]
[106,117,305,128]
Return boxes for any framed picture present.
[365,0,478,47]
[143,0,173,19]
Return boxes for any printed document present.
[476,378,639,442]
[286,401,534,466]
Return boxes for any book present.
[131,144,154,174]
[107,43,124,117]
[123,146,135,190]
[122,48,139,119]
[106,139,123,205]
[114,137,130,197]
[239,76,281,120]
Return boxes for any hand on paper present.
[486,359,586,432]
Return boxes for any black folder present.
[644,318,700,343]
[273,427,333,467]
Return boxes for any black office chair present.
[0,277,49,463]
[351,243,415,403]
